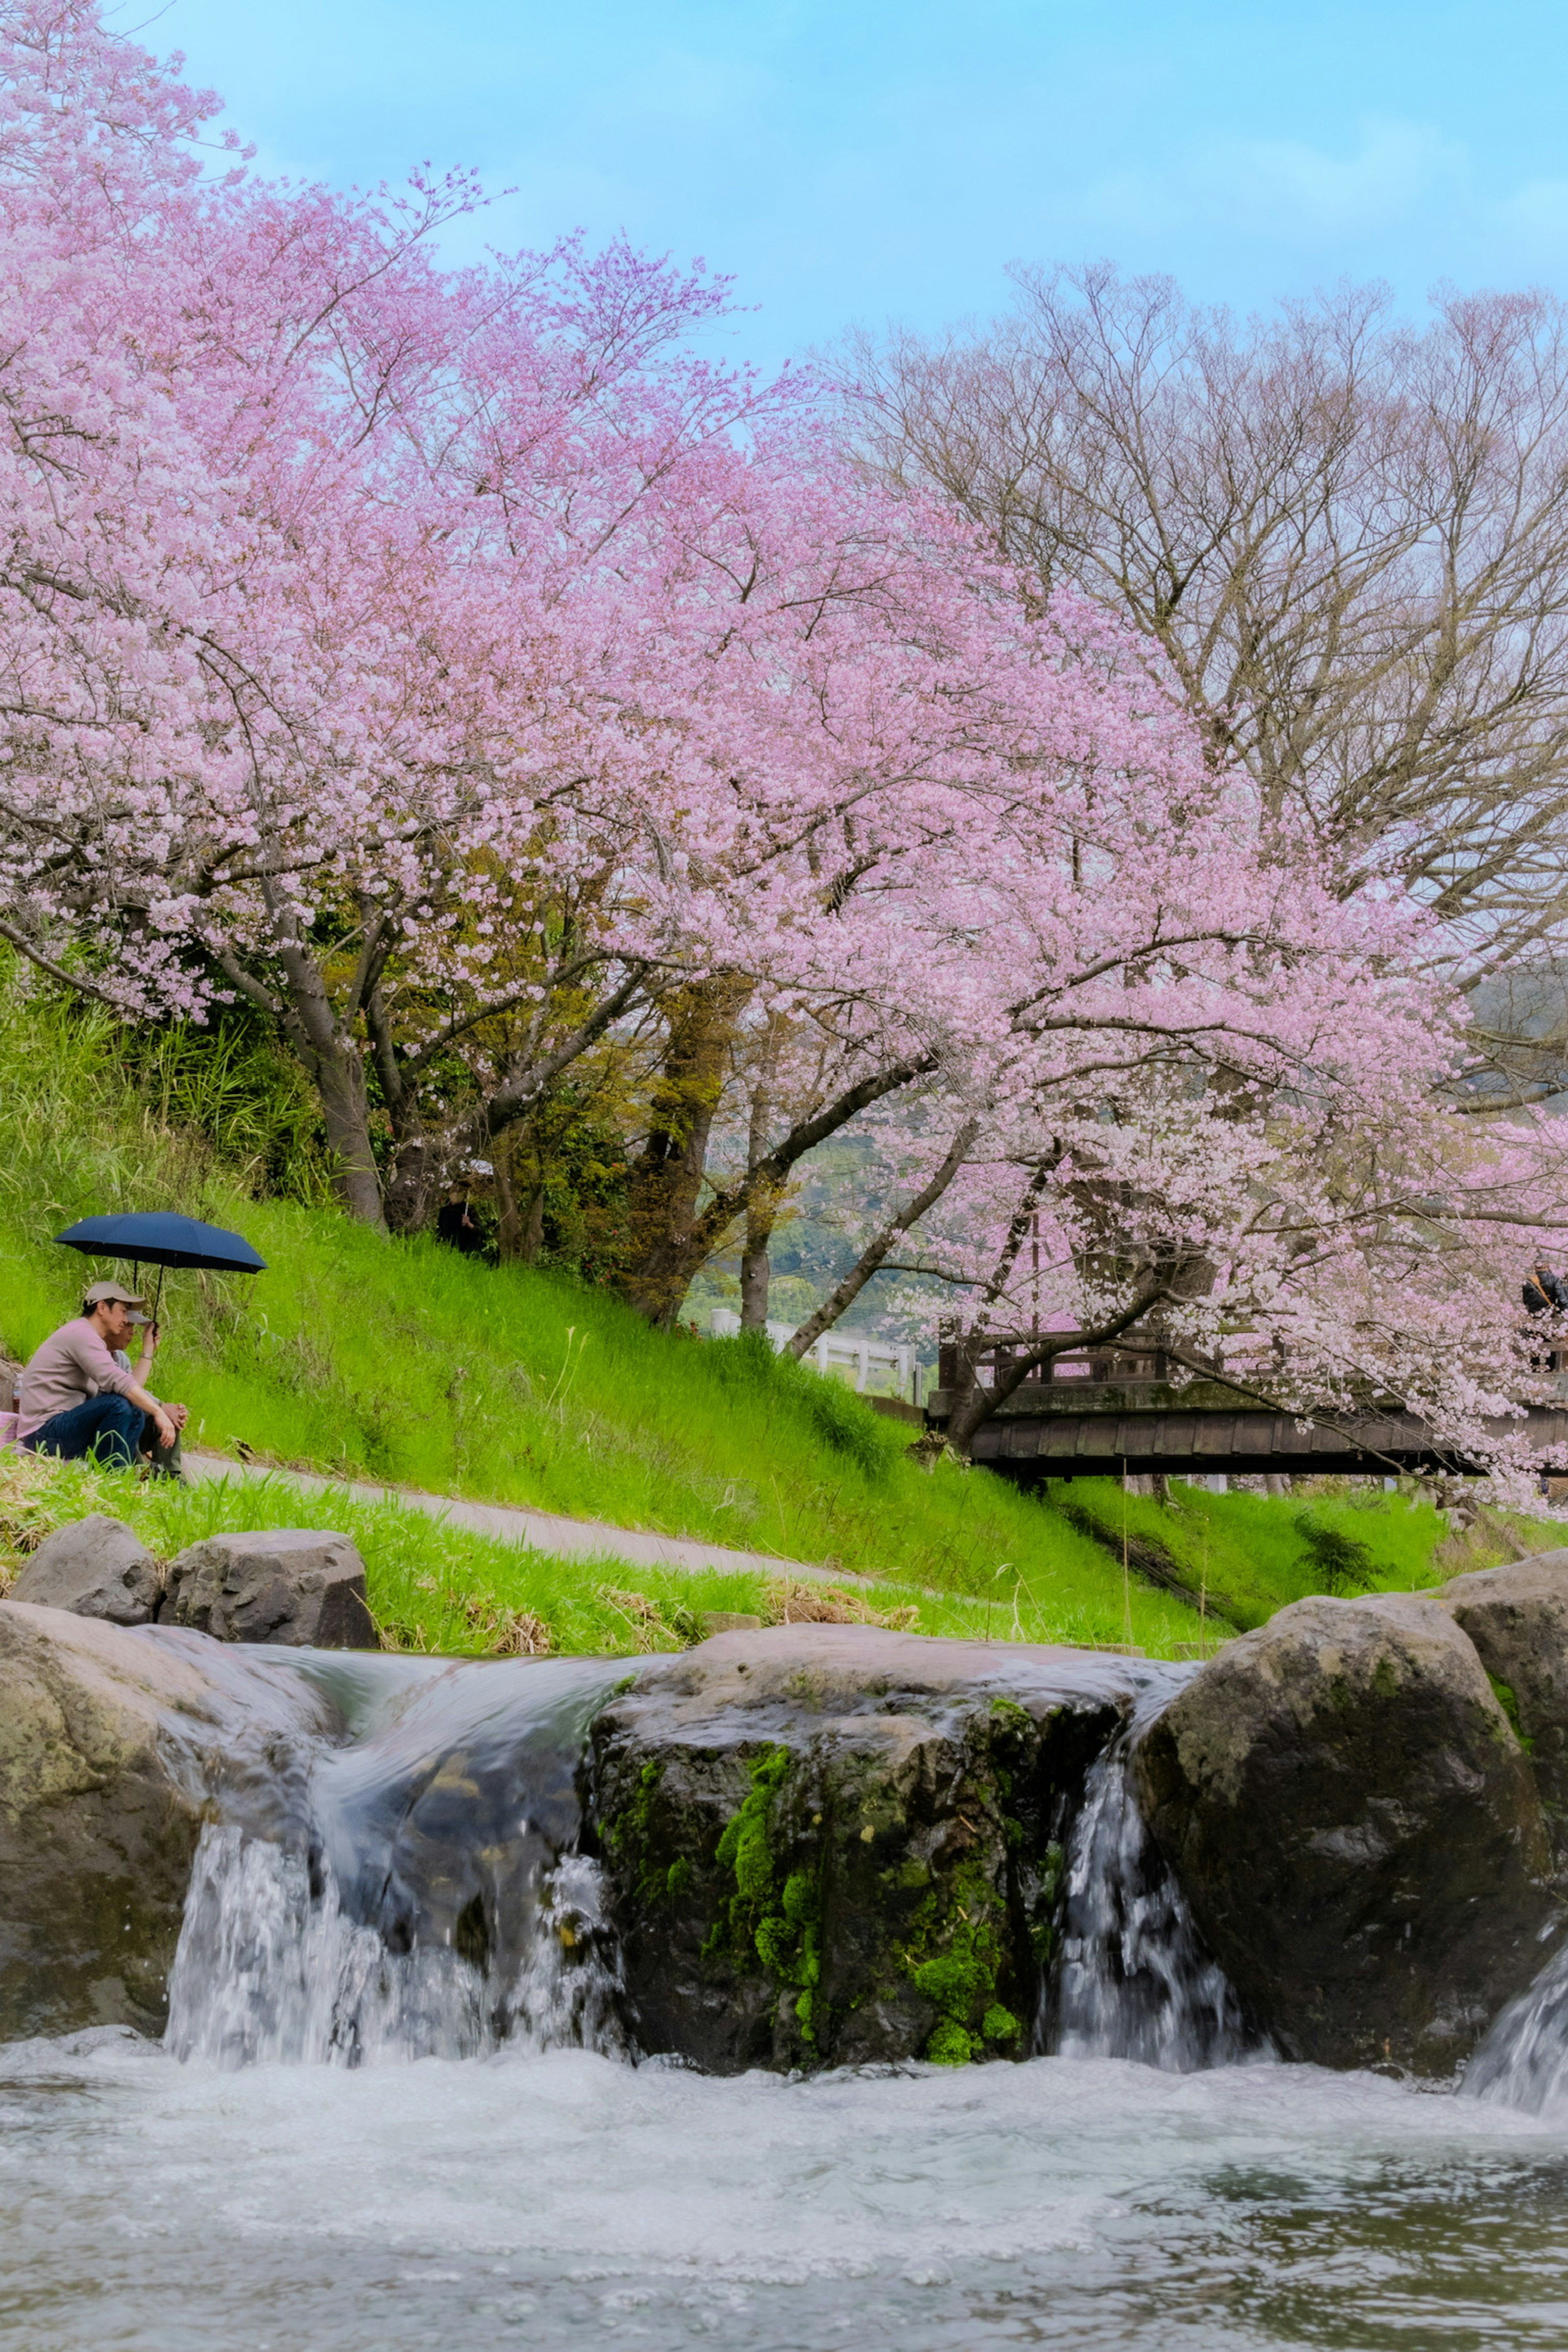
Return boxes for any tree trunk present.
[739,1076,781,1330]
[522,1186,546,1263]
[314,1054,384,1228]
[618,980,748,1327]
[739,1200,775,1329]
[494,1136,521,1261]
[267,944,385,1229]
[382,1125,437,1236]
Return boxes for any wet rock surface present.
[1134,1591,1560,2074]
[590,1624,1137,2074]
[0,1602,334,2036]
[10,1514,160,1626]
[1442,1552,1568,1859]
[162,1528,378,1648]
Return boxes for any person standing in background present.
[437,1187,483,1255]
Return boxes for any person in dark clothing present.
[1525,1258,1568,1376]
[437,1188,483,1255]
[1525,1260,1568,1315]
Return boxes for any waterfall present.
[1459,1938,1568,2116]
[163,1642,1258,2078]
[165,1652,629,2069]
[1051,1693,1265,2071]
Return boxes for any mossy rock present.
[590,1625,1130,2073]
[1134,1591,1560,2075]
[1443,1552,1568,1865]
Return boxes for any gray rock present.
[10,1515,160,1626]
[0,1601,345,2038]
[1443,1550,1568,1855]
[591,1623,1136,2074]
[161,1528,378,1647]
[1134,1591,1560,2074]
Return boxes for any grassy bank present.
[0,975,1546,1657]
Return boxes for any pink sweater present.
[17,1319,138,1441]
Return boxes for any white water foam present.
[4,2032,1567,2350]
[165,1825,627,2067]
[1052,1711,1263,2069]
[1461,1935,1568,2116]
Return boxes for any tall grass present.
[0,968,1502,1656]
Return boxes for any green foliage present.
[516,1087,632,1284]
[1294,1511,1377,1593]
[896,1852,1017,2067]
[1488,1675,1535,1754]
[707,1747,824,2042]
[121,1013,333,1206]
[924,2019,975,2066]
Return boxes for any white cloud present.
[1068,118,1468,249]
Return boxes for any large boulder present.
[1443,1551,1568,1855]
[1134,1592,1559,2074]
[590,1624,1134,2074]
[162,1528,377,1648]
[0,1602,334,2036]
[10,1515,160,1626]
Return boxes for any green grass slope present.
[0,973,1539,1656]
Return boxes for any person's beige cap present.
[82,1279,151,1323]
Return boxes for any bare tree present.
[845,270,1568,1006]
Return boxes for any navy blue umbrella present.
[54,1212,267,1323]
[53,1212,267,1274]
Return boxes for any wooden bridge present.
[925,1329,1568,1483]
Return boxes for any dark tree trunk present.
[619,980,748,1327]
[382,1127,437,1236]
[494,1136,522,1261]
[738,1076,781,1330]
[522,1186,546,1263]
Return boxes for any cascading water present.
[1050,1676,1265,2069]
[22,1646,1563,2348]
[163,1649,630,2068]
[161,1643,1264,2079]
[1460,1938,1568,2116]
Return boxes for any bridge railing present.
[935,1324,1220,1393]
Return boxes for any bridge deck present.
[926,1330,1568,1480]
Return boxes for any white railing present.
[708,1310,923,1404]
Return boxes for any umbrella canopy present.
[53,1212,267,1275]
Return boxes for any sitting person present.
[17,1280,187,1474]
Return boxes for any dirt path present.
[181,1450,872,1590]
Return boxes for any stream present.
[3,1645,1567,2350]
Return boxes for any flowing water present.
[163,1650,630,2068]
[6,1643,1568,2350]
[1051,1690,1264,2070]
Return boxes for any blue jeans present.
[24,1393,146,1470]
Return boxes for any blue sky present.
[149,0,1568,371]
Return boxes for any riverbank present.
[0,969,1553,1657]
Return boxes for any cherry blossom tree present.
[5,2,1568,1501]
